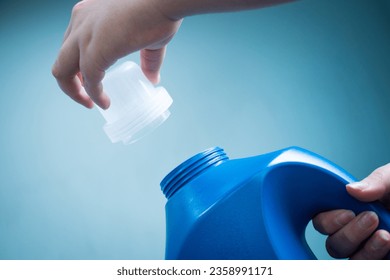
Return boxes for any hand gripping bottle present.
[160,146,390,259]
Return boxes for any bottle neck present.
[161,147,229,199]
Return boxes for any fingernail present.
[371,231,390,250]
[357,212,377,229]
[347,181,370,191]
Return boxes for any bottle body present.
[161,147,390,259]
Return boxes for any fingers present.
[313,209,355,235]
[325,211,379,259]
[79,56,110,109]
[350,230,390,260]
[52,40,94,109]
[52,0,111,110]
[347,163,390,204]
[140,47,167,84]
[315,163,390,260]
[52,57,109,109]
[52,38,110,109]
[314,209,390,259]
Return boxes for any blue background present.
[0,0,389,259]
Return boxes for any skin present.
[51,0,291,109]
[313,164,390,259]
[52,0,390,259]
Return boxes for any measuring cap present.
[98,61,173,144]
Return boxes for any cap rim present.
[103,87,173,143]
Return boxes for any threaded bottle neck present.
[160,147,229,199]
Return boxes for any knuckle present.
[80,65,105,86]
[366,167,388,195]
[71,1,85,16]
[51,63,63,79]
[370,169,385,184]
[369,163,390,184]
[376,164,390,185]
[326,228,360,259]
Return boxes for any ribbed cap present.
[99,61,173,144]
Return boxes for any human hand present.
[52,0,182,109]
[313,163,390,259]
[52,0,295,109]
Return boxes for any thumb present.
[346,163,390,204]
[140,47,166,84]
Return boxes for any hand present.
[52,0,293,109]
[313,163,390,259]
[52,0,182,109]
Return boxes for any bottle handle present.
[261,151,390,259]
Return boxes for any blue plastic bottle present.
[160,146,390,259]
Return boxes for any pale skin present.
[51,0,291,109]
[52,0,390,259]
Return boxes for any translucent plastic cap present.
[98,61,173,144]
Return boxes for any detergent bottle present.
[160,146,390,259]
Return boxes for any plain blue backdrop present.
[0,0,389,259]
